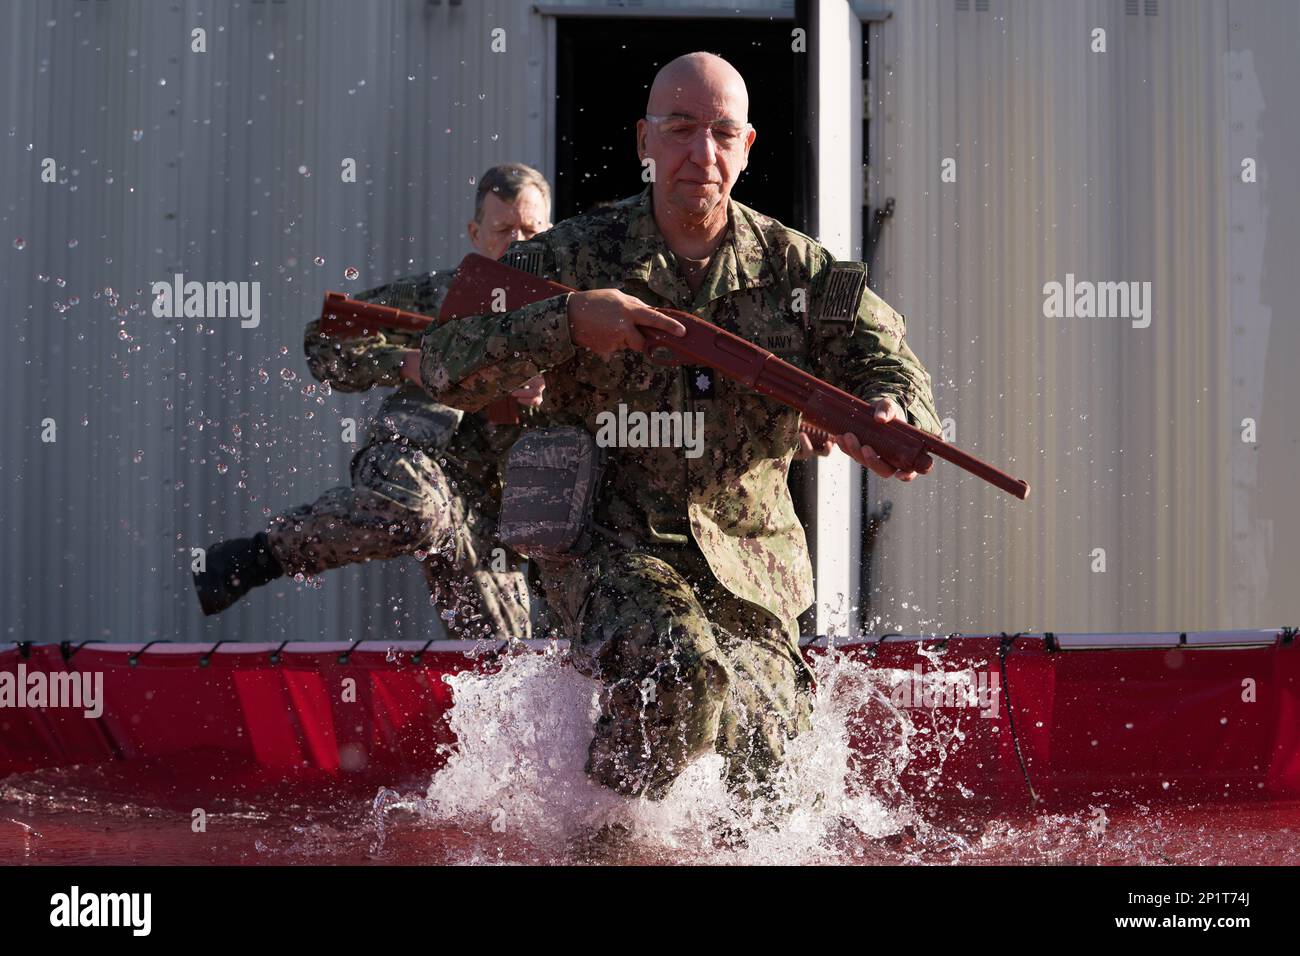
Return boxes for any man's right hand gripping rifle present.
[427,287,923,480]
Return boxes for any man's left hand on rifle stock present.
[399,350,545,408]
[794,399,927,482]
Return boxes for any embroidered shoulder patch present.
[817,261,868,324]
[502,246,546,277]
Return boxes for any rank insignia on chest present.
[686,366,716,400]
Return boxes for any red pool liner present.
[2,631,1296,808]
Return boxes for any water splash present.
[373,644,985,863]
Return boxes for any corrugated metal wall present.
[0,0,560,644]
[867,0,1299,633]
[2,0,1294,645]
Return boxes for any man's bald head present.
[638,52,756,228]
[646,52,750,123]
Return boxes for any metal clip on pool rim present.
[58,640,103,664]
[998,632,1026,656]
[410,639,436,665]
[128,641,169,667]
[268,640,290,665]
[199,641,226,667]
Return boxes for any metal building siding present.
[867,0,1296,634]
[1,0,555,644]
[3,0,1292,647]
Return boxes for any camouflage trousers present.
[568,549,813,800]
[265,438,530,641]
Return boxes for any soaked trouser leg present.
[710,600,815,801]
[573,551,812,800]
[418,535,532,642]
[265,438,530,640]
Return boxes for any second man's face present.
[468,185,552,261]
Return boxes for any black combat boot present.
[192,532,284,616]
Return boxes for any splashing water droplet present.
[344,267,359,281]
[12,237,25,250]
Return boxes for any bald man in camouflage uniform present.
[192,164,552,640]
[409,55,941,798]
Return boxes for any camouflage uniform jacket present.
[303,269,525,501]
[418,186,941,631]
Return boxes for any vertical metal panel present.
[867,0,1298,633]
[807,0,865,638]
[0,0,556,643]
[1225,0,1300,628]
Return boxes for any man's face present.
[637,74,755,220]
[467,185,551,261]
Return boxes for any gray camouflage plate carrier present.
[498,426,605,559]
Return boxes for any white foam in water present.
[380,643,977,863]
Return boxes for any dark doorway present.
[553,17,807,229]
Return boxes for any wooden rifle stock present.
[317,290,519,425]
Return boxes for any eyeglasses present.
[644,114,753,151]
